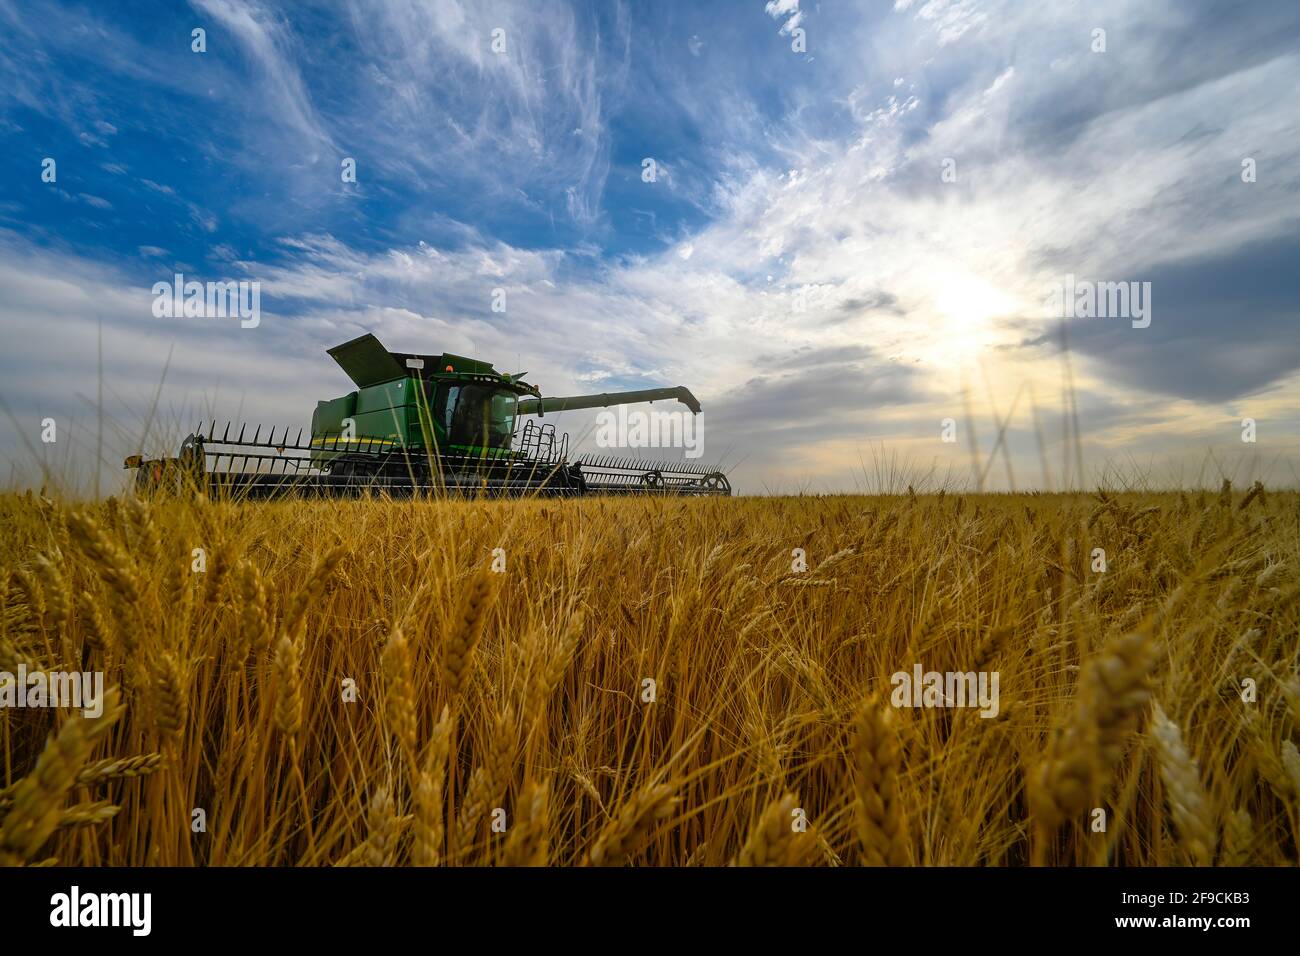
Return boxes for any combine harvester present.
[126,332,731,499]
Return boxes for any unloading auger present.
[125,332,731,499]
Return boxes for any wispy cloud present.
[191,0,336,152]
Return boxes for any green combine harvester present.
[126,332,731,498]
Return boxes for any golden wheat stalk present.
[1221,808,1253,866]
[10,567,46,630]
[75,590,112,657]
[362,783,395,867]
[280,545,346,642]
[1237,480,1265,511]
[413,708,452,867]
[0,686,123,864]
[454,706,517,859]
[735,793,810,866]
[585,782,678,866]
[273,634,304,738]
[442,568,496,701]
[76,753,163,787]
[382,625,418,767]
[235,559,272,657]
[1028,628,1156,832]
[1282,741,1300,799]
[815,547,856,577]
[0,630,29,675]
[852,700,909,866]
[123,495,161,568]
[56,800,121,830]
[522,615,582,737]
[1240,709,1293,803]
[503,779,551,867]
[33,553,69,631]
[971,625,1014,673]
[1149,702,1215,866]
[148,650,188,741]
[66,511,141,614]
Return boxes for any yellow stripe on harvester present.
[309,437,401,448]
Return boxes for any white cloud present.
[764,0,804,36]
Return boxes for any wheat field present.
[0,486,1296,866]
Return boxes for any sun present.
[926,272,1019,366]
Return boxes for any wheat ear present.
[454,706,517,859]
[585,782,678,866]
[76,753,163,787]
[280,545,345,642]
[1281,741,1300,799]
[413,707,452,867]
[522,614,582,736]
[273,634,304,738]
[0,686,123,865]
[67,512,142,665]
[443,568,496,700]
[852,700,909,866]
[148,650,187,741]
[1028,629,1155,831]
[1149,703,1216,865]
[76,591,113,658]
[735,793,810,866]
[1221,808,1253,866]
[382,625,418,767]
[503,779,551,867]
[33,553,69,631]
[57,801,121,830]
[363,783,395,867]
[235,559,271,656]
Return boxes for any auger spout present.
[518,386,701,416]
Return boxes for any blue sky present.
[2,0,1299,492]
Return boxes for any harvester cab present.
[125,332,731,499]
[311,333,541,464]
